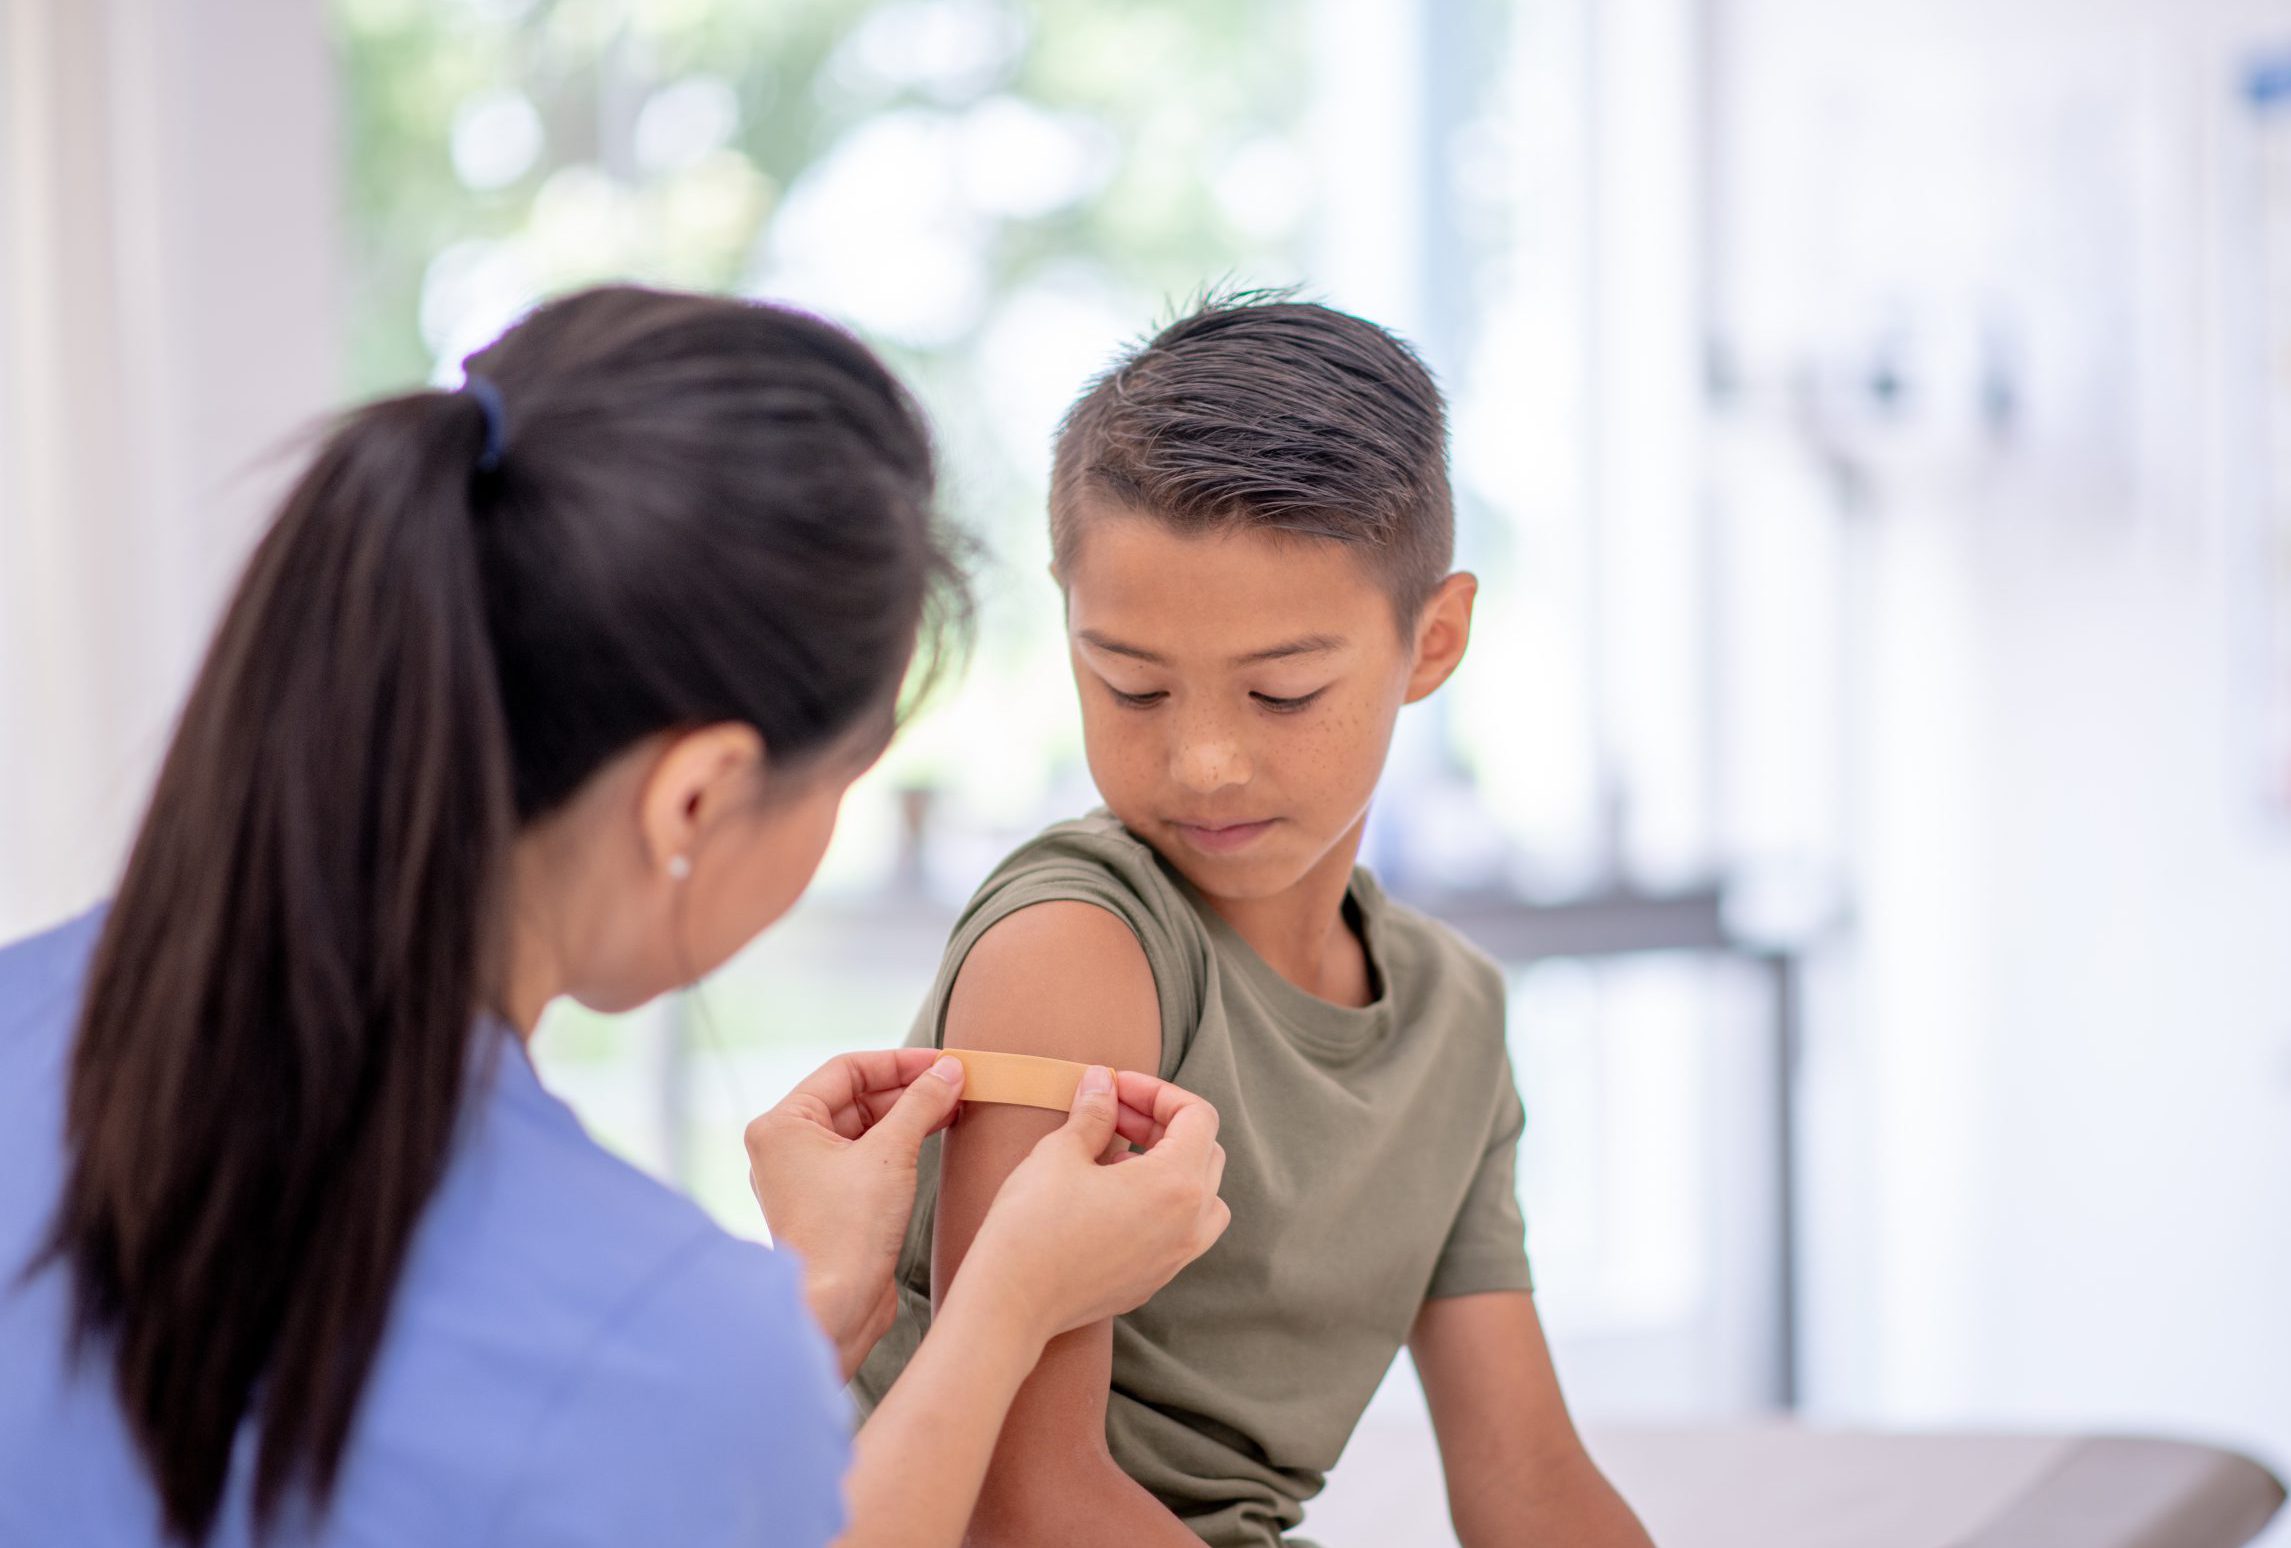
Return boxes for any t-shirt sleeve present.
[920,837,1205,1080]
[491,1232,851,1548]
[1423,1049,1535,1301]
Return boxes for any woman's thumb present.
[864,1055,966,1153]
[1057,1065,1118,1153]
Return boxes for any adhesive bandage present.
[943,1049,1095,1112]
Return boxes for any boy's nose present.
[1171,735,1250,795]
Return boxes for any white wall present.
[1718,0,2291,1504]
[0,0,339,939]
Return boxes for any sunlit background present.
[4,0,2289,1541]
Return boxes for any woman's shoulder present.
[418,1042,755,1322]
[0,905,107,1050]
[483,1230,850,1547]
[577,1229,835,1416]
[0,908,109,1257]
[378,1063,848,1545]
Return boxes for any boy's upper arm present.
[930,899,1163,1317]
[929,901,1167,1517]
[938,898,1164,1066]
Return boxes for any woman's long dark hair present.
[36,286,965,1544]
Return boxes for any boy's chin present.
[1136,824,1337,905]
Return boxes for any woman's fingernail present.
[1081,1065,1112,1096]
[932,1055,964,1085]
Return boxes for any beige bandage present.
[943,1049,1095,1112]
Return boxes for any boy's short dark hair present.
[1048,292,1453,620]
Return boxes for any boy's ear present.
[1404,572,1477,704]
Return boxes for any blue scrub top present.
[0,910,852,1547]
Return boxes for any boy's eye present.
[1109,686,1168,709]
[1252,689,1325,714]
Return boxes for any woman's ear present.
[636,723,767,880]
[1404,572,1478,704]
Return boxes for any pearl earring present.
[666,854,692,881]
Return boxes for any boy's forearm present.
[969,1448,1201,1548]
[964,1324,1198,1547]
[836,1284,1046,1548]
[1452,1455,1654,1548]
[1439,1388,1655,1548]
[1414,1291,1654,1548]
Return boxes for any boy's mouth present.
[1168,817,1278,854]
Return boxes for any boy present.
[852,296,1650,1548]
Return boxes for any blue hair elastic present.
[462,374,508,474]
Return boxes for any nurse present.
[0,286,1229,1547]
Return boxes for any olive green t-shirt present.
[850,813,1533,1548]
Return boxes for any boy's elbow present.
[964,1485,1052,1547]
[968,1448,1133,1546]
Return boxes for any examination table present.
[1308,1414,2287,1546]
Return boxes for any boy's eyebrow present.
[1075,630,1166,663]
[1075,629,1347,666]
[1234,633,1346,665]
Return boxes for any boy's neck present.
[1195,816,1374,1009]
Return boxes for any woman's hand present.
[951,1065,1230,1347]
[744,1048,968,1380]
[747,1050,1229,1378]
[816,1065,1229,1548]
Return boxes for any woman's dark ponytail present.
[38,287,963,1544]
[47,387,518,1542]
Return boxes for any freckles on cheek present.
[1307,699,1388,806]
[1082,709,1150,794]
